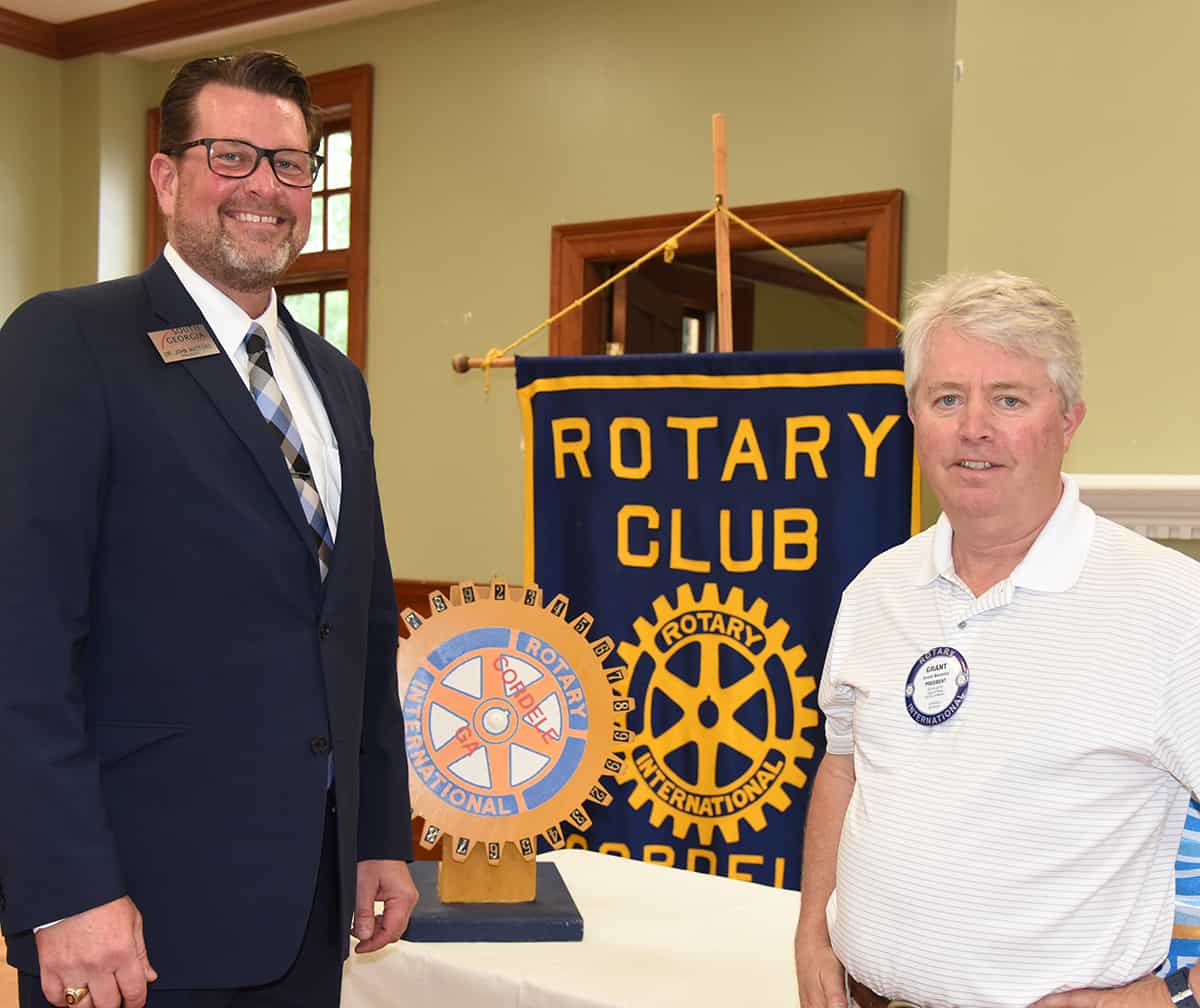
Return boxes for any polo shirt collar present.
[163,242,279,356]
[915,474,1095,592]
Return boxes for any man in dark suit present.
[0,52,417,1007]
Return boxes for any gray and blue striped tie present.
[244,323,334,580]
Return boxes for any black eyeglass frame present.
[164,138,324,188]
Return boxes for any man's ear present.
[149,153,178,222]
[1063,399,1086,450]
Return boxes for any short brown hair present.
[158,51,319,154]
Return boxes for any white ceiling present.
[4,0,440,60]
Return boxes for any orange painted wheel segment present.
[396,582,631,861]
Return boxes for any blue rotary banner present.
[516,350,917,889]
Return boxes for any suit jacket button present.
[319,623,331,640]
[311,736,330,754]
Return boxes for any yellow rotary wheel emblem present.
[615,583,816,845]
[396,580,632,863]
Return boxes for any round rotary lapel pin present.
[905,646,969,726]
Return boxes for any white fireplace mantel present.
[1070,473,1200,540]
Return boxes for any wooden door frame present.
[548,189,903,354]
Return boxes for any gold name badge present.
[147,325,220,363]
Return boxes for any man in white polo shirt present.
[794,272,1200,1008]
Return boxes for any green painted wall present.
[948,0,1200,478]
[59,58,102,288]
[143,0,957,580]
[16,0,1195,575]
[1167,540,1200,562]
[752,285,865,352]
[0,46,62,315]
[97,55,154,282]
[0,49,151,313]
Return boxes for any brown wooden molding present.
[550,189,903,352]
[62,0,344,58]
[393,577,454,618]
[1,0,342,60]
[0,7,60,58]
[310,64,373,369]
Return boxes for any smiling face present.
[150,83,312,314]
[909,324,1086,544]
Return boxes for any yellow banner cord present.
[719,206,903,332]
[469,201,903,390]
[478,207,718,390]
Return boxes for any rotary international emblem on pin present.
[905,646,969,726]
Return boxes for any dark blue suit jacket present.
[0,256,412,987]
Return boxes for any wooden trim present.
[63,0,341,59]
[295,64,372,370]
[549,190,904,353]
[0,8,59,58]
[0,0,343,60]
[287,249,351,280]
[342,65,371,370]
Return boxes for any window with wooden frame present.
[145,64,374,369]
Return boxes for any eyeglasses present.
[166,138,323,188]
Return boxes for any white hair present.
[902,271,1084,411]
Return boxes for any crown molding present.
[1071,473,1200,540]
[0,7,60,57]
[1,0,340,60]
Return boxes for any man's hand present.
[1030,973,1170,1008]
[35,896,156,1008]
[795,934,847,1008]
[352,859,418,953]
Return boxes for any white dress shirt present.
[164,243,341,539]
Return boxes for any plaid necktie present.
[244,323,334,580]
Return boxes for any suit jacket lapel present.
[141,256,318,558]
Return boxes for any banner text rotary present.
[550,413,900,481]
[550,412,902,574]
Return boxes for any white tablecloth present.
[342,848,802,1007]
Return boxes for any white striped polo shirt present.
[820,476,1200,1007]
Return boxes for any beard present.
[170,194,308,294]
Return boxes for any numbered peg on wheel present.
[588,783,612,806]
[451,835,473,862]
